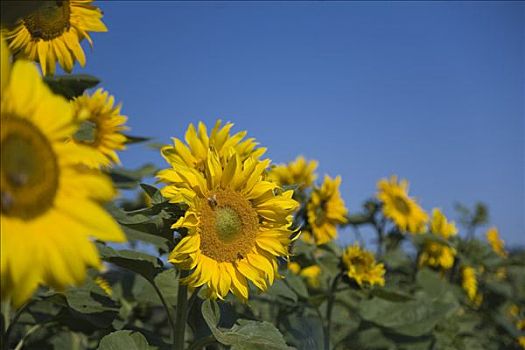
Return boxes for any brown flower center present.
[1,116,59,219]
[198,189,258,263]
[392,195,411,215]
[24,1,71,41]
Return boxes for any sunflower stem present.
[174,270,189,350]
[150,277,177,346]
[323,274,341,350]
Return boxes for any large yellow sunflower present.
[419,208,457,270]
[160,120,265,173]
[377,175,428,234]
[342,244,385,287]
[71,88,128,168]
[160,129,298,301]
[268,156,318,190]
[304,175,348,245]
[0,60,125,307]
[486,227,507,258]
[4,0,107,75]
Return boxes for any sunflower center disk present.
[392,195,411,215]
[1,117,59,219]
[215,207,243,243]
[24,1,71,40]
[199,190,258,263]
[74,120,99,145]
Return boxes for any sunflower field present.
[1,2,524,350]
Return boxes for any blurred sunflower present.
[377,175,428,234]
[486,227,508,258]
[342,244,385,287]
[160,126,298,301]
[4,0,107,75]
[304,175,348,245]
[94,276,112,296]
[71,88,128,168]
[160,120,265,177]
[518,337,525,349]
[419,209,457,270]
[268,156,318,190]
[461,266,482,306]
[0,60,125,307]
[1,35,10,93]
[288,262,321,288]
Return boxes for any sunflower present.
[94,276,112,296]
[377,175,428,234]
[418,209,457,270]
[304,175,348,245]
[486,227,507,258]
[461,266,482,305]
[160,120,265,174]
[71,88,128,168]
[1,35,10,93]
[4,0,107,75]
[160,128,298,301]
[518,337,525,349]
[0,60,125,307]
[268,156,318,190]
[430,208,457,239]
[342,244,385,287]
[288,262,321,288]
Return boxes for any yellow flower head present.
[300,265,322,288]
[288,262,321,288]
[430,208,458,239]
[4,0,107,75]
[419,209,457,270]
[486,227,508,258]
[71,88,128,168]
[160,124,299,301]
[518,336,525,349]
[1,35,11,94]
[509,304,520,318]
[461,266,480,303]
[0,60,125,307]
[288,262,301,275]
[159,120,265,180]
[268,156,318,190]
[419,242,456,270]
[305,175,348,245]
[94,276,112,296]
[377,175,428,234]
[342,244,385,287]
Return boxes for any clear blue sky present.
[76,1,524,247]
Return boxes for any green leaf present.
[371,288,414,302]
[108,164,158,189]
[44,74,100,99]
[140,184,164,205]
[64,285,118,315]
[416,268,448,300]
[281,314,323,350]
[359,295,459,337]
[267,279,298,303]
[285,273,309,299]
[98,330,151,350]
[97,244,163,281]
[201,299,291,350]
[124,134,152,144]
